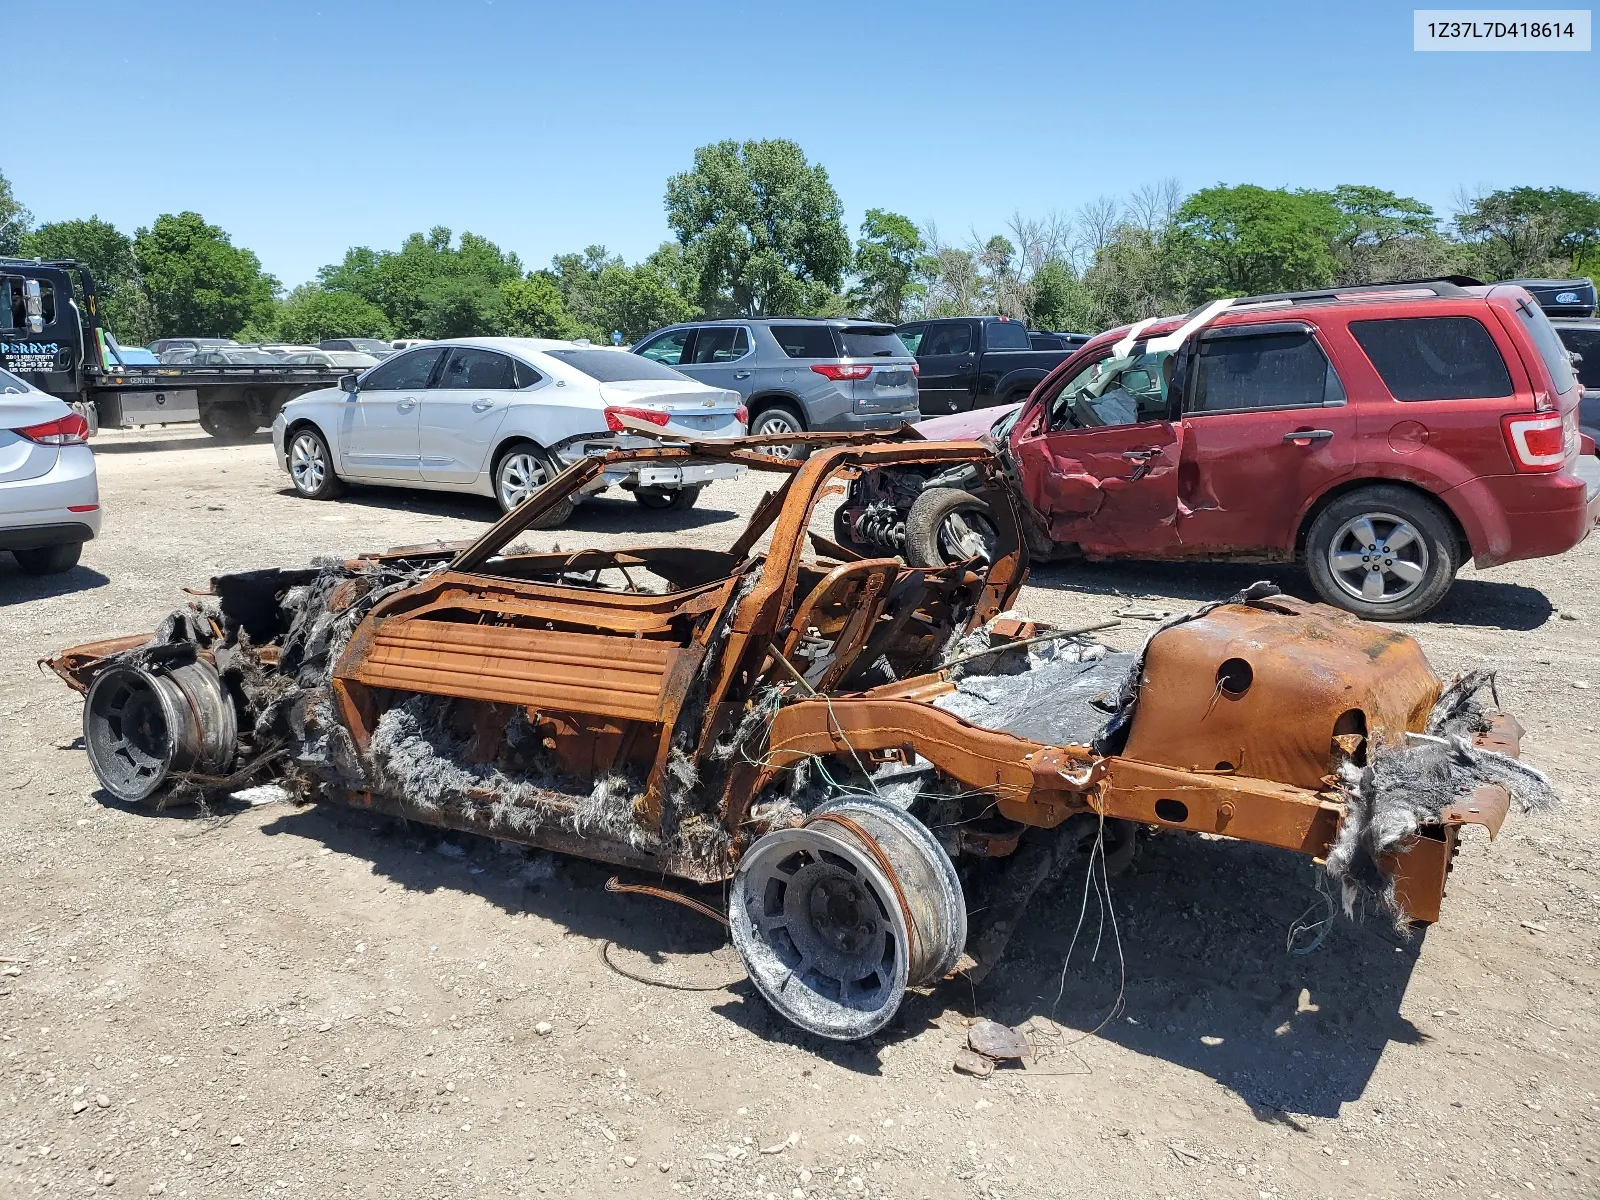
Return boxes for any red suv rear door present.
[1175,321,1357,555]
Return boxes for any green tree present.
[1026,258,1090,331]
[1079,224,1189,328]
[502,272,576,338]
[21,216,156,344]
[1328,185,1454,284]
[549,245,699,342]
[318,227,522,338]
[849,209,925,322]
[1172,185,1342,298]
[665,139,850,317]
[252,284,391,343]
[0,169,29,256]
[133,212,279,338]
[1456,186,1600,279]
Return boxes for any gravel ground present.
[0,427,1596,1200]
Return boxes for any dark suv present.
[632,318,918,457]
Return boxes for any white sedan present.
[270,338,747,525]
[1,367,100,575]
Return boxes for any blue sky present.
[7,0,1596,288]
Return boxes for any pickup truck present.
[896,316,1085,415]
[1,258,347,438]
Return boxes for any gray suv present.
[632,319,919,457]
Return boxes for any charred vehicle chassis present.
[48,433,1553,1040]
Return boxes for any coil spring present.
[851,500,905,551]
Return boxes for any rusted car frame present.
[48,432,1545,1040]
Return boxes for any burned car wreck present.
[48,435,1553,1040]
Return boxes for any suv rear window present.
[838,328,909,358]
[772,325,838,359]
[546,349,689,382]
[1190,328,1342,412]
[1349,317,1512,401]
[985,320,1031,350]
[1513,300,1578,393]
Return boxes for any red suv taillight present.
[14,413,90,445]
[1501,411,1570,472]
[811,363,872,381]
[603,406,672,432]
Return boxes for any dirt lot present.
[1,428,1596,1200]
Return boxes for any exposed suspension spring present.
[850,500,905,551]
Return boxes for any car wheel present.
[750,405,811,461]
[199,406,258,440]
[904,487,1000,567]
[1305,485,1457,621]
[286,426,345,500]
[13,542,82,575]
[634,486,702,511]
[494,442,577,528]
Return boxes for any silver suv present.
[632,319,919,457]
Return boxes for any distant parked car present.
[272,338,747,523]
[897,316,1083,416]
[320,338,395,358]
[148,337,237,357]
[190,348,288,366]
[104,340,158,366]
[390,338,433,351]
[841,278,1600,621]
[0,366,99,575]
[631,318,918,459]
[280,350,380,369]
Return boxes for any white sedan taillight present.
[15,413,90,445]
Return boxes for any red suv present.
[838,279,1600,619]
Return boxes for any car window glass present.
[690,327,750,363]
[0,366,28,393]
[545,348,689,382]
[437,347,517,389]
[361,346,445,390]
[1513,301,1578,393]
[838,329,909,357]
[1047,347,1172,430]
[1558,328,1600,389]
[512,358,543,388]
[1348,317,1512,401]
[897,325,926,354]
[637,329,691,365]
[772,324,838,359]
[1190,329,1337,413]
[921,324,973,356]
[985,321,1030,350]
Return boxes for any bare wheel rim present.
[937,507,999,564]
[289,432,327,493]
[1326,510,1430,604]
[754,412,801,459]
[730,826,908,1040]
[499,451,549,509]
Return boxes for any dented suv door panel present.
[1176,323,1359,556]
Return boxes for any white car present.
[1,367,100,575]
[270,338,748,525]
